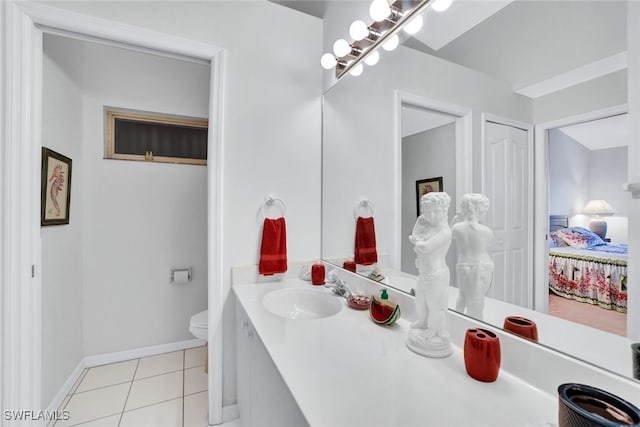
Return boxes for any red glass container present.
[464,328,501,383]
[311,263,325,286]
[503,316,538,342]
[343,259,356,273]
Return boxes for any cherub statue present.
[451,193,494,320]
[406,192,453,358]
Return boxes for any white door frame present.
[393,91,473,270]
[480,113,534,308]
[1,2,225,425]
[533,104,628,315]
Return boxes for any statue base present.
[406,328,453,358]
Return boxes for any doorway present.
[546,112,629,337]
[481,115,533,309]
[2,3,224,424]
[393,91,473,272]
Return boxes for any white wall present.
[41,35,85,406]
[41,0,323,406]
[590,146,629,243]
[532,70,627,124]
[548,129,591,218]
[79,40,210,356]
[401,124,456,275]
[549,129,628,243]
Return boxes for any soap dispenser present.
[369,288,400,325]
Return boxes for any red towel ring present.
[354,198,375,219]
[260,195,287,219]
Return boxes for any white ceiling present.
[558,114,628,151]
[408,0,627,97]
[401,105,456,138]
[416,0,513,51]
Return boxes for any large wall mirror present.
[321,0,636,380]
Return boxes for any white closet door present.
[484,121,532,308]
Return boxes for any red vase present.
[343,259,356,273]
[311,263,325,285]
[503,316,538,342]
[464,328,501,382]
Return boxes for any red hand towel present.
[354,216,378,265]
[259,217,287,275]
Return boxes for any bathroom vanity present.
[234,265,640,426]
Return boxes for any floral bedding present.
[549,246,627,313]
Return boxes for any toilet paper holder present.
[171,267,192,283]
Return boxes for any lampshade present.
[581,200,616,217]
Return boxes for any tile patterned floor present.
[52,346,210,427]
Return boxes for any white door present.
[484,121,532,308]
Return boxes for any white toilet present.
[189,309,208,341]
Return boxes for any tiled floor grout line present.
[72,380,133,396]
[69,369,89,395]
[120,396,184,415]
[118,358,140,427]
[75,364,198,396]
[67,412,120,427]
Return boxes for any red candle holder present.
[464,328,501,383]
[503,316,538,342]
[343,259,356,273]
[311,263,325,286]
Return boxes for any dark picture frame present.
[41,147,72,226]
[415,176,443,216]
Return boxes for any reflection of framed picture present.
[41,147,72,226]
[415,176,443,216]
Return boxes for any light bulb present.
[349,20,370,41]
[403,15,423,35]
[382,34,399,51]
[364,50,380,66]
[369,0,390,22]
[333,39,351,57]
[350,63,364,77]
[432,0,453,12]
[320,53,337,70]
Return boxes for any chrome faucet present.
[324,278,351,298]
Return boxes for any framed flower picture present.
[41,147,72,226]
[415,176,443,216]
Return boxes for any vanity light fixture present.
[369,0,392,22]
[403,15,424,35]
[432,0,453,12]
[364,50,380,66]
[382,34,400,51]
[320,0,453,79]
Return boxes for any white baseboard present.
[47,338,207,411]
[84,338,206,368]
[222,404,239,423]
[46,358,87,412]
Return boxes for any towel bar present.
[261,195,287,218]
[354,197,375,219]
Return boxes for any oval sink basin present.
[262,288,342,320]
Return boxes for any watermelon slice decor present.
[369,289,400,325]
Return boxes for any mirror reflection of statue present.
[451,193,494,321]
[406,192,453,358]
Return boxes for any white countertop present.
[234,278,558,427]
[372,265,632,379]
